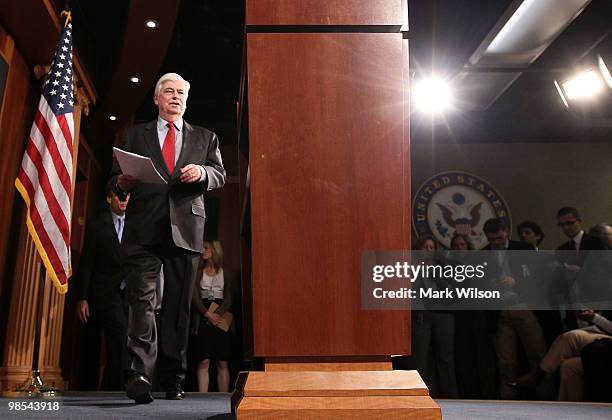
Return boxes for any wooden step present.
[235,370,441,420]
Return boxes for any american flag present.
[15,17,74,294]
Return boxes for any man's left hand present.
[180,164,202,183]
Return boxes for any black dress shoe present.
[126,373,154,404]
[165,384,185,400]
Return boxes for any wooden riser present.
[235,370,441,420]
[238,395,441,419]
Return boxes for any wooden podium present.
[236,1,439,417]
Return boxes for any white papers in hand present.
[113,147,167,184]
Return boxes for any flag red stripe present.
[55,114,74,158]
[33,110,72,196]
[16,171,68,284]
[17,168,36,200]
[23,140,70,247]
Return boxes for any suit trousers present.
[494,310,547,384]
[412,311,458,398]
[123,240,199,389]
[455,310,498,398]
[92,293,129,390]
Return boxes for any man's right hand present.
[77,300,90,324]
[577,309,595,322]
[117,174,139,192]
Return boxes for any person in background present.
[513,310,612,401]
[588,222,612,249]
[556,207,606,253]
[411,235,458,398]
[451,233,497,399]
[517,221,545,250]
[192,240,234,392]
[482,218,546,399]
[517,220,563,347]
[555,207,605,331]
[75,186,130,390]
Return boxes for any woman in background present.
[411,235,458,398]
[192,240,233,392]
[451,233,497,399]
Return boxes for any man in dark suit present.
[556,206,605,255]
[555,207,606,330]
[111,72,226,403]
[75,187,130,391]
[482,218,546,399]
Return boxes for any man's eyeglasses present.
[557,220,578,227]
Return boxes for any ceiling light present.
[555,55,612,107]
[599,55,612,90]
[413,77,453,113]
[562,70,603,100]
[109,115,117,121]
[145,20,159,29]
[130,76,140,83]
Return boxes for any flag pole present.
[14,266,58,396]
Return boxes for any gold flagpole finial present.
[60,10,72,27]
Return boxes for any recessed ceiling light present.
[145,20,159,29]
[109,115,117,121]
[130,76,140,83]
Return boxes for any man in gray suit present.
[111,72,225,403]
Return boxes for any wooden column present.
[0,23,38,392]
[0,217,43,390]
[244,0,411,363]
[236,1,440,418]
[0,25,34,312]
[0,8,94,389]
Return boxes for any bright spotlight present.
[562,70,603,100]
[413,77,453,113]
[555,55,612,107]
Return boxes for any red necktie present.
[162,122,175,173]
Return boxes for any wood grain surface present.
[247,33,410,356]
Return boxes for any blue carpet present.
[1,392,612,419]
[437,399,612,420]
[0,392,231,419]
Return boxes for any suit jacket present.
[482,239,535,279]
[482,240,535,327]
[75,210,125,308]
[557,233,609,309]
[483,241,535,297]
[110,120,226,252]
[557,233,605,253]
[191,268,237,334]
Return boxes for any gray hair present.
[154,73,191,97]
[589,222,612,239]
